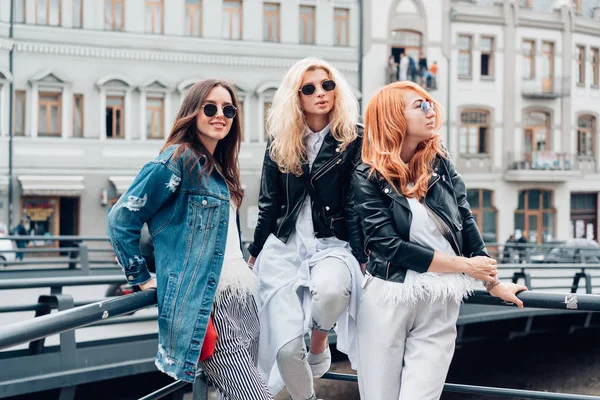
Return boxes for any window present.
[14,0,26,23]
[299,5,316,45]
[106,96,124,139]
[459,110,489,154]
[185,0,202,37]
[263,3,280,42]
[73,94,84,138]
[146,97,164,139]
[457,35,472,78]
[467,189,497,243]
[592,48,599,87]
[73,0,82,28]
[145,0,163,34]
[334,8,349,47]
[542,41,554,92]
[578,115,596,157]
[38,92,62,136]
[36,0,61,26]
[577,45,586,85]
[14,91,26,136]
[222,0,242,40]
[523,110,550,153]
[574,0,582,13]
[570,193,597,241]
[480,36,494,78]
[522,39,535,79]
[104,0,124,31]
[519,0,532,6]
[263,101,272,141]
[514,190,555,244]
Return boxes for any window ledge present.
[481,76,495,81]
[459,153,490,159]
[458,75,473,80]
[591,85,600,90]
[576,83,586,88]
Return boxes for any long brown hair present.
[362,81,446,200]
[161,79,243,207]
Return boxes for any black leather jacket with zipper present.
[248,126,367,263]
[352,154,489,283]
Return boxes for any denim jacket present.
[107,145,230,382]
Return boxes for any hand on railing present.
[138,277,157,291]
[464,256,498,282]
[488,282,528,308]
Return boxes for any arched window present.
[514,189,556,244]
[467,189,497,242]
[459,109,489,155]
[577,115,596,157]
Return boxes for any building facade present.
[364,0,600,245]
[0,0,360,241]
[0,0,599,247]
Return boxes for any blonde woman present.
[247,57,366,400]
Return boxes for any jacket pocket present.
[188,195,220,231]
[159,273,178,320]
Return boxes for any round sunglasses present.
[420,101,434,115]
[299,80,336,96]
[202,104,237,119]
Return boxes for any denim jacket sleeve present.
[108,157,182,286]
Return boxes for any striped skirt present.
[198,289,272,400]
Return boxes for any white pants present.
[277,257,352,400]
[356,276,460,400]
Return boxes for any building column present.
[243,95,251,143]
[30,84,39,138]
[560,6,573,154]
[125,89,133,141]
[99,88,107,140]
[62,0,73,28]
[164,92,172,139]
[1,84,8,137]
[139,90,147,141]
[502,1,517,170]
[62,86,72,139]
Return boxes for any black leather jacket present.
[248,126,367,263]
[352,154,489,283]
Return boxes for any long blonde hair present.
[267,57,359,175]
[362,81,446,200]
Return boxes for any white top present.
[216,204,258,301]
[369,195,482,306]
[295,123,347,251]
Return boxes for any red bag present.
[199,316,218,361]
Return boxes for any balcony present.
[504,151,588,182]
[384,68,438,91]
[521,77,570,99]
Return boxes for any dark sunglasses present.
[299,80,336,96]
[202,104,237,119]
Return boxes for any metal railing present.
[2,288,600,399]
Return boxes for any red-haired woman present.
[352,81,528,400]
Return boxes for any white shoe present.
[307,346,331,378]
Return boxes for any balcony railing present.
[505,152,590,181]
[521,76,571,99]
[385,67,438,90]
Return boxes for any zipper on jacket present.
[386,261,391,280]
[276,174,291,237]
[310,154,343,185]
[423,200,462,256]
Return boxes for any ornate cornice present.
[13,42,358,73]
[0,39,14,51]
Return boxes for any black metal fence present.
[2,286,600,399]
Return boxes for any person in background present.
[387,54,398,84]
[10,219,28,260]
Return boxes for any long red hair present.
[362,81,446,200]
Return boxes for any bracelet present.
[483,279,501,292]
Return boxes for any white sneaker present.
[307,346,331,378]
